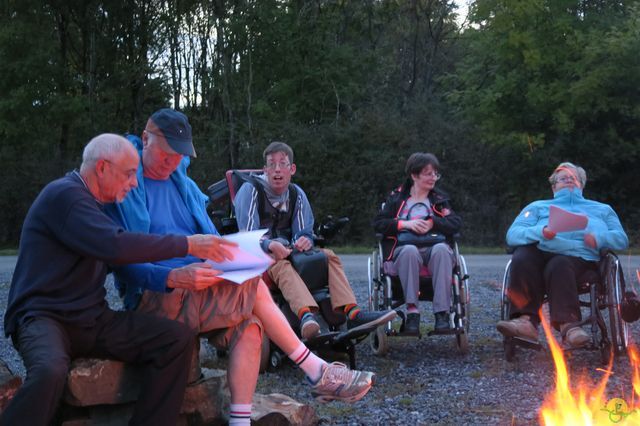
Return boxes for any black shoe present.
[434,311,451,331]
[404,313,420,335]
[346,309,397,332]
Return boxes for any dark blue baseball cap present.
[149,108,196,157]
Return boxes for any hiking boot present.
[561,324,590,348]
[346,309,396,332]
[434,311,451,331]
[404,312,420,335]
[496,315,538,341]
[311,362,375,403]
[300,313,321,340]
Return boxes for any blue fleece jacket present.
[506,188,628,261]
[104,135,218,309]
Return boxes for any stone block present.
[253,393,318,426]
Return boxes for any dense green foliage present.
[1,0,638,248]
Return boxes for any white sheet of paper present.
[548,205,588,233]
[206,229,273,284]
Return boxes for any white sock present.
[229,403,252,425]
[288,343,326,383]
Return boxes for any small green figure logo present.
[601,398,637,423]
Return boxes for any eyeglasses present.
[420,171,441,180]
[556,176,577,184]
[265,162,291,170]
[104,160,138,180]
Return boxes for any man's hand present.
[293,236,313,252]
[542,226,557,240]
[584,233,597,249]
[268,240,292,261]
[402,219,433,235]
[166,262,224,290]
[187,234,237,262]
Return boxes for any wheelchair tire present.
[605,255,628,355]
[259,335,271,374]
[370,326,389,356]
[268,350,282,372]
[456,331,469,354]
[600,341,613,365]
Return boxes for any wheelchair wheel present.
[605,254,628,355]
[367,252,380,311]
[501,260,515,361]
[500,260,512,321]
[456,331,470,354]
[370,325,389,356]
[259,335,271,373]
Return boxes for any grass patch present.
[0,248,17,256]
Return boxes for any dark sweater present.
[4,172,189,337]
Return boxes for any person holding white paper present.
[497,162,628,348]
[106,109,377,425]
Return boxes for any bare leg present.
[227,323,262,404]
[252,280,303,355]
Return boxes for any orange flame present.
[539,310,640,425]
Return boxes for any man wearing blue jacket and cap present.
[106,109,377,425]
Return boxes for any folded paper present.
[206,229,273,284]
[548,205,588,233]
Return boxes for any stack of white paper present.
[206,229,274,284]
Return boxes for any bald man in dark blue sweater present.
[2,134,236,426]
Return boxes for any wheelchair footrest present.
[509,336,542,350]
[303,331,340,346]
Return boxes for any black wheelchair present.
[208,169,373,371]
[367,235,471,355]
[500,247,629,364]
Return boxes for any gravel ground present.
[1,255,639,425]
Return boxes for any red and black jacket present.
[372,179,462,260]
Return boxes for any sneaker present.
[496,315,538,341]
[311,362,375,403]
[300,313,321,340]
[404,312,420,335]
[561,324,590,348]
[434,311,451,331]
[346,309,397,332]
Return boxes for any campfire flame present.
[539,308,640,425]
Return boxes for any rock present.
[180,368,227,424]
[63,359,143,406]
[252,393,318,426]
[0,360,21,412]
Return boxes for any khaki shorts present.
[137,277,262,351]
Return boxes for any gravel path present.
[1,255,639,425]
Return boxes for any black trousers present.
[0,308,195,426]
[508,245,597,327]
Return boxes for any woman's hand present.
[402,219,433,235]
[542,226,556,240]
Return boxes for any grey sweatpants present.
[392,242,455,313]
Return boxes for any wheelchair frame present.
[500,250,629,364]
[367,238,471,355]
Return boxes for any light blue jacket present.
[506,188,628,261]
[104,135,218,309]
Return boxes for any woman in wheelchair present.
[497,162,629,348]
[373,152,462,335]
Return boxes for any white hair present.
[80,134,134,173]
[548,162,587,188]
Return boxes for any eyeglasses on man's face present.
[555,176,577,184]
[265,162,291,170]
